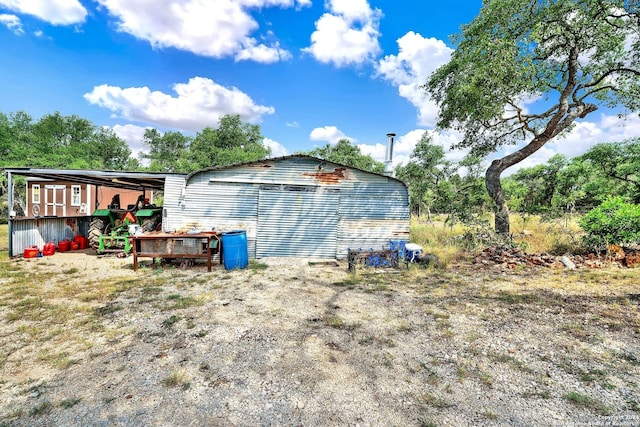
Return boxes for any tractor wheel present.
[89,217,107,249]
[142,213,162,233]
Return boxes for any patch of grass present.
[141,285,164,294]
[59,397,81,408]
[479,372,494,388]
[6,297,52,322]
[29,400,53,416]
[417,416,437,427]
[579,368,608,383]
[358,336,374,345]
[324,315,344,328]
[161,315,180,328]
[364,283,390,293]
[323,315,359,331]
[162,368,190,389]
[564,391,612,415]
[248,260,268,271]
[62,268,79,275]
[456,365,467,381]
[396,320,413,333]
[494,353,534,373]
[162,294,202,310]
[495,291,539,305]
[333,276,362,288]
[483,409,498,420]
[420,392,451,408]
[39,351,76,370]
[93,302,123,316]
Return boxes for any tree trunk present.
[485,134,556,235]
[486,160,510,235]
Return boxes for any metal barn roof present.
[2,167,184,191]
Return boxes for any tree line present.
[396,132,640,226]
[0,110,383,216]
[1,109,638,229]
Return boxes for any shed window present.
[71,185,81,206]
[32,184,40,204]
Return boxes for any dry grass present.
[410,213,586,263]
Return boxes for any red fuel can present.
[24,246,39,258]
[43,242,55,256]
[58,240,71,252]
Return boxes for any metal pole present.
[7,171,13,257]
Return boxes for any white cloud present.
[295,0,312,9]
[303,0,381,67]
[0,0,86,25]
[376,32,453,126]
[0,13,23,34]
[94,0,301,62]
[110,123,149,159]
[328,0,375,21]
[234,39,291,63]
[309,126,352,144]
[263,137,289,157]
[286,121,300,128]
[84,76,275,132]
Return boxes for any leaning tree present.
[427,0,640,234]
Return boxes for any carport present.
[3,168,183,257]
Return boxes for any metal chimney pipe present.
[384,133,396,176]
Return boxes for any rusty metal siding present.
[175,156,410,260]
[256,188,339,258]
[10,217,90,257]
[205,157,357,187]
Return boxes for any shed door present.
[44,185,66,217]
[256,187,339,258]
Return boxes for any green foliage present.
[396,133,490,223]
[580,138,640,203]
[580,197,640,250]
[427,0,640,233]
[306,139,384,174]
[0,111,135,169]
[141,129,191,173]
[187,114,270,170]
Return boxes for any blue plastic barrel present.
[222,230,249,270]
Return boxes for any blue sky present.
[1,0,639,172]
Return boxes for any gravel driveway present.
[1,252,639,426]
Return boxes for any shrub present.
[580,197,640,250]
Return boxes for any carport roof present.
[2,167,184,191]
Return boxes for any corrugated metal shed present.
[4,168,183,257]
[164,155,410,260]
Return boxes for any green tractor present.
[89,194,163,253]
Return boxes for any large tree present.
[580,138,640,202]
[188,114,270,170]
[427,0,640,234]
[395,132,454,218]
[307,139,385,174]
[141,128,191,173]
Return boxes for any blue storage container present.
[222,230,249,270]
[389,240,406,260]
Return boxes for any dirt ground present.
[1,250,640,426]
